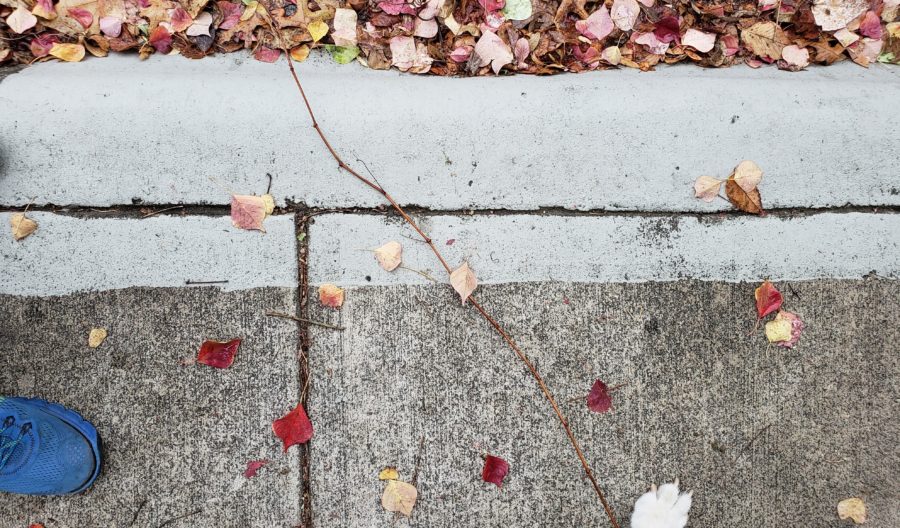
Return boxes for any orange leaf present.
[318,284,345,308]
[754,280,783,319]
[725,178,763,214]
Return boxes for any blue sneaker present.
[0,397,101,495]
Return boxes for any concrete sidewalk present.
[1,55,899,528]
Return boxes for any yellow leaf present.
[88,328,108,348]
[378,467,399,480]
[240,1,258,21]
[450,261,477,304]
[308,19,328,42]
[693,175,722,202]
[290,45,310,62]
[837,497,867,524]
[49,43,86,62]
[731,160,763,193]
[381,480,417,516]
[318,284,345,308]
[10,213,37,241]
[374,241,402,272]
[764,317,792,344]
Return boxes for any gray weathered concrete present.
[308,212,900,286]
[0,286,302,527]
[0,213,297,296]
[1,55,897,211]
[307,279,899,527]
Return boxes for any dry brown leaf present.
[378,467,399,480]
[693,175,723,202]
[318,284,345,308]
[450,261,477,304]
[741,22,785,60]
[381,479,417,516]
[837,497,867,524]
[88,328,108,348]
[731,160,763,193]
[725,178,764,214]
[10,213,37,241]
[373,241,402,272]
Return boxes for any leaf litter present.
[2,0,896,70]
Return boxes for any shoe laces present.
[0,416,31,470]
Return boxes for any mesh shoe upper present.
[0,397,100,495]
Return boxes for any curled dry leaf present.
[450,262,477,304]
[837,497,867,524]
[587,379,612,413]
[318,284,345,308]
[725,178,763,214]
[10,213,37,241]
[197,338,241,369]
[764,310,805,348]
[272,403,314,451]
[243,459,269,478]
[88,328,108,348]
[631,480,692,528]
[230,194,275,232]
[755,281,783,319]
[693,176,722,202]
[381,479,417,516]
[731,160,763,193]
[378,466,399,480]
[482,454,509,487]
[374,241,403,271]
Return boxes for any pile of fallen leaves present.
[1,0,897,71]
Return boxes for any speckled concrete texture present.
[1,56,898,211]
[0,286,302,528]
[307,279,899,527]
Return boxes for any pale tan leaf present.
[10,213,37,241]
[7,6,38,34]
[731,160,763,193]
[837,497,867,524]
[374,241,402,272]
[381,480,417,516]
[450,261,477,304]
[88,328,108,348]
[693,176,723,202]
[741,22,785,60]
[812,0,868,31]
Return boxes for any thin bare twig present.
[266,310,345,331]
[185,279,229,285]
[266,14,619,527]
[141,205,184,218]
[157,509,202,528]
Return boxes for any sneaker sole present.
[20,397,102,495]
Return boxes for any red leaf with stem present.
[272,403,313,451]
[587,379,612,413]
[482,455,509,487]
[197,338,241,369]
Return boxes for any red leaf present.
[754,280,783,319]
[68,8,93,29]
[482,455,509,488]
[272,403,313,451]
[587,379,612,413]
[217,1,242,30]
[197,338,241,369]
[254,46,281,63]
[243,459,269,478]
[653,16,680,44]
[149,26,173,54]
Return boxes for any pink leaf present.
[254,46,281,63]
[587,379,612,413]
[244,459,269,478]
[635,32,669,54]
[482,455,509,487]
[576,7,614,41]
[449,46,472,63]
[378,0,417,15]
[474,31,513,74]
[197,338,241,369]
[682,28,716,53]
[169,7,193,33]
[272,403,314,451]
[230,194,274,231]
[7,6,38,34]
[781,44,810,69]
[218,1,242,30]
[68,8,93,29]
[478,0,506,13]
[514,37,529,68]
[859,11,883,40]
[99,16,123,38]
[30,34,59,58]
